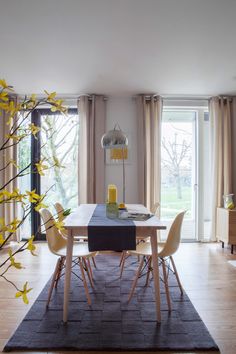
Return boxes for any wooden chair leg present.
[92,256,97,268]
[170,255,183,295]
[119,251,125,267]
[145,256,152,287]
[120,251,128,278]
[82,258,94,288]
[128,256,145,303]
[55,257,65,288]
[79,258,91,305]
[46,258,61,307]
[162,258,172,311]
[87,258,93,279]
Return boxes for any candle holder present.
[106,202,118,219]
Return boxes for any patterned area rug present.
[4,254,219,351]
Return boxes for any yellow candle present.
[108,184,117,203]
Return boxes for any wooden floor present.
[1,242,236,354]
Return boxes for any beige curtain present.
[0,96,20,242]
[209,97,232,241]
[77,95,106,203]
[136,95,162,211]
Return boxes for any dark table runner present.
[88,204,136,252]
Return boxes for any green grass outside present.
[161,186,192,218]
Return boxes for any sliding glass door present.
[161,107,210,241]
[18,108,79,240]
[161,110,197,240]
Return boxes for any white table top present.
[64,204,166,236]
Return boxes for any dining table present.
[63,203,167,323]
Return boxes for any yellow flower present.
[0,91,9,102]
[34,201,47,212]
[0,79,8,89]
[0,79,13,91]
[0,189,11,201]
[5,100,19,114]
[0,218,7,232]
[7,218,21,233]
[53,220,65,231]
[51,99,67,113]
[26,189,41,203]
[0,234,4,245]
[0,188,26,203]
[0,216,21,233]
[15,282,32,304]
[6,133,26,141]
[44,91,67,113]
[30,94,37,103]
[9,159,20,168]
[8,249,23,269]
[35,160,48,176]
[27,236,37,256]
[12,188,26,203]
[44,90,57,102]
[28,123,40,136]
[0,102,8,110]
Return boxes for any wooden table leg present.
[63,229,74,323]
[150,229,161,322]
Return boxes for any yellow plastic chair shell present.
[129,211,186,258]
[54,202,66,222]
[40,208,67,255]
[54,202,88,241]
[54,202,97,268]
[54,202,70,240]
[126,211,186,309]
[39,208,97,306]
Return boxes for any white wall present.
[105,97,138,204]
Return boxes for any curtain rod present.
[77,94,108,101]
[18,94,234,102]
[133,95,209,101]
[134,94,234,101]
[162,96,210,101]
[18,94,108,101]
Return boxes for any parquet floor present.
[0,242,236,354]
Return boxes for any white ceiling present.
[1,0,236,97]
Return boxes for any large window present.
[18,108,79,240]
[40,111,79,210]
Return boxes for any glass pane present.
[161,110,196,240]
[41,113,79,213]
[17,114,31,239]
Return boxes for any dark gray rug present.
[4,254,219,352]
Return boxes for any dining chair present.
[39,208,97,307]
[124,211,186,311]
[54,202,97,269]
[119,202,160,274]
